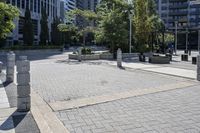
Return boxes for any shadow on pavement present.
[0,110,27,131]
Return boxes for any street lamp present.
[185,27,189,54]
[174,21,178,54]
[127,0,133,53]
[198,30,200,54]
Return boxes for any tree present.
[51,18,62,45]
[0,2,19,39]
[40,8,49,45]
[134,0,150,53]
[58,23,79,46]
[23,8,34,45]
[95,0,130,53]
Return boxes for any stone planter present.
[139,54,146,62]
[149,56,170,64]
[192,57,197,65]
[68,54,100,60]
[100,53,113,60]
[181,54,188,61]
[81,54,100,60]
[68,54,78,60]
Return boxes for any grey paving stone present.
[56,85,200,133]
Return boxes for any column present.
[6,51,15,83]
[117,48,122,67]
[16,56,31,112]
[78,48,82,62]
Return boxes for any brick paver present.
[56,85,200,133]
[30,58,189,103]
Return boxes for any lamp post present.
[175,21,178,55]
[127,0,133,53]
[185,27,189,54]
[198,30,200,54]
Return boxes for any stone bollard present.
[6,51,16,82]
[197,55,200,81]
[78,48,82,62]
[117,48,122,67]
[0,61,3,73]
[16,56,31,112]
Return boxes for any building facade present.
[6,0,61,45]
[62,0,76,24]
[156,0,200,49]
[75,0,99,28]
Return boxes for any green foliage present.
[95,0,129,53]
[0,2,19,39]
[23,8,34,45]
[164,33,174,44]
[51,18,62,46]
[0,45,62,50]
[81,47,92,55]
[58,23,80,45]
[40,8,49,45]
[134,0,163,53]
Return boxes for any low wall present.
[69,54,100,60]
[69,53,140,60]
[100,53,113,60]
[122,53,139,59]
[82,54,100,60]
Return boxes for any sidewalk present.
[0,73,40,133]
[121,62,196,79]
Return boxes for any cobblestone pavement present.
[30,57,190,103]
[56,84,200,133]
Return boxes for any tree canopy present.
[0,2,19,39]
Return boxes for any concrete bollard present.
[6,51,15,82]
[117,48,122,67]
[0,61,3,73]
[78,48,82,62]
[16,56,31,112]
[197,55,200,81]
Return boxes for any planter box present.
[81,54,100,60]
[192,57,197,65]
[122,53,139,59]
[68,54,78,60]
[149,56,170,64]
[181,54,188,61]
[68,54,100,60]
[100,53,113,60]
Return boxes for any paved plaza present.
[0,50,200,133]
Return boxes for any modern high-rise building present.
[5,0,61,45]
[75,0,99,28]
[156,0,200,49]
[62,0,76,24]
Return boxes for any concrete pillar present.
[78,48,82,62]
[16,56,31,112]
[117,48,122,67]
[197,55,200,81]
[6,51,15,83]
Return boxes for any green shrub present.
[82,47,92,55]
[0,45,62,50]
